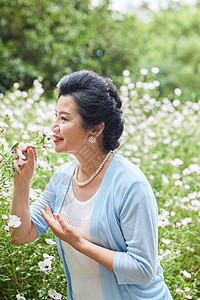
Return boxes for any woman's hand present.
[40,204,115,272]
[40,204,84,250]
[14,147,38,183]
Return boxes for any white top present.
[60,182,104,300]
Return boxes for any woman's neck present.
[74,145,111,179]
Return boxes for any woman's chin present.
[53,145,63,153]
[54,147,70,154]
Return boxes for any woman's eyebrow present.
[55,110,71,115]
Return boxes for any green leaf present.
[11,142,19,152]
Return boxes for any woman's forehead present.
[57,95,77,112]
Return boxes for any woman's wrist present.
[14,173,31,184]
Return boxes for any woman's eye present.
[61,116,67,121]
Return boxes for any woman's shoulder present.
[51,159,76,183]
[111,153,149,185]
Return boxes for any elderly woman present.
[11,70,172,300]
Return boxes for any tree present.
[138,7,200,99]
[0,0,141,94]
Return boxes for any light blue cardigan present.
[30,153,172,299]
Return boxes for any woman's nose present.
[51,121,59,132]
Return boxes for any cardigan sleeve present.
[30,176,56,237]
[113,180,158,285]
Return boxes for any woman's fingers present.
[26,148,36,168]
[44,204,57,220]
[33,148,38,162]
[40,206,62,233]
[40,210,83,247]
[56,214,67,229]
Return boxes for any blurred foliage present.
[0,0,140,95]
[139,7,200,100]
[0,0,200,99]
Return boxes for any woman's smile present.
[53,135,64,143]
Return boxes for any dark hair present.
[57,70,124,151]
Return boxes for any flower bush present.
[0,70,199,299]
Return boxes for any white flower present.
[38,258,52,272]
[181,217,192,226]
[13,82,20,89]
[170,158,183,167]
[182,168,191,176]
[8,215,22,228]
[4,109,13,118]
[162,175,169,185]
[188,164,200,174]
[22,133,30,140]
[174,88,182,96]
[158,209,170,228]
[57,157,64,164]
[130,90,138,97]
[176,288,184,294]
[184,185,190,190]
[191,199,200,208]
[185,295,192,299]
[37,159,51,170]
[122,70,130,76]
[45,238,56,245]
[185,287,190,292]
[176,222,181,228]
[158,249,171,260]
[136,81,143,88]
[173,99,181,107]
[43,253,54,260]
[0,122,8,133]
[16,294,26,300]
[188,192,197,200]
[17,158,26,167]
[153,80,160,87]
[174,180,183,187]
[140,68,148,76]
[163,137,171,144]
[21,91,28,98]
[128,83,135,89]
[41,127,52,137]
[120,85,128,95]
[48,289,62,299]
[151,67,160,74]
[181,197,190,203]
[161,238,171,245]
[172,173,181,180]
[124,77,131,84]
[164,199,173,207]
[181,270,191,278]
[172,141,179,147]
[1,214,8,220]
[17,142,33,153]
[187,247,195,252]
[16,149,26,160]
[192,102,199,111]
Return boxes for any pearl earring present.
[88,136,96,143]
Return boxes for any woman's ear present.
[91,122,105,138]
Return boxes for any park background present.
[0,0,200,299]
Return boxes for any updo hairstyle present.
[57,70,124,151]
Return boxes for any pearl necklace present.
[74,150,112,187]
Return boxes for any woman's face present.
[51,95,89,154]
